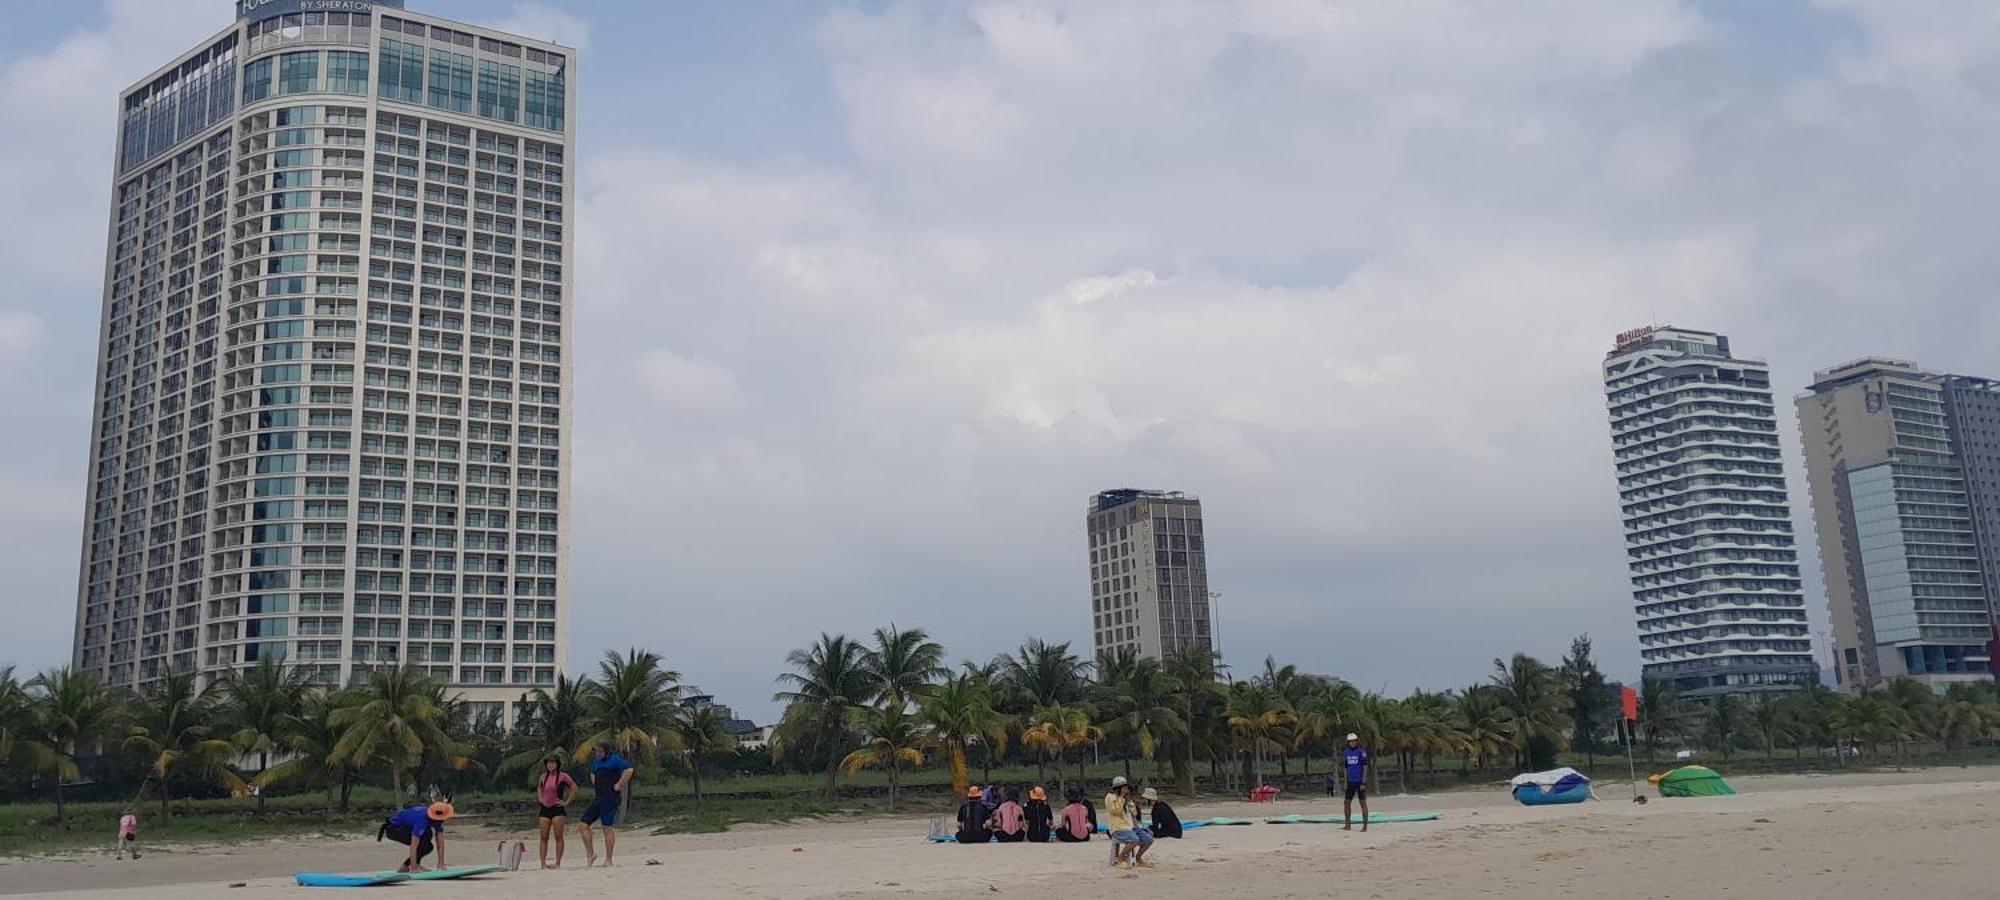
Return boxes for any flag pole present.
[1623,718,1641,802]
[1620,684,1644,804]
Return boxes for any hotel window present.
[478,60,521,123]
[378,39,424,103]
[524,69,564,131]
[427,50,473,114]
[243,57,274,103]
[327,51,369,95]
[278,51,319,95]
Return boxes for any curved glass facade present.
[76,3,573,723]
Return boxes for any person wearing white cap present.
[1102,777,1154,868]
[1341,733,1372,832]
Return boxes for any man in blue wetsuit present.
[380,801,453,872]
[577,743,635,866]
[1341,733,1372,832]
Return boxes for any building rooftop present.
[1090,488,1196,513]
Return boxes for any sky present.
[5,0,2000,721]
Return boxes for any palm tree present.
[124,670,247,823]
[1020,704,1102,791]
[839,705,930,808]
[27,667,123,828]
[1162,646,1226,794]
[1255,657,1323,774]
[500,673,593,781]
[773,633,874,800]
[224,658,312,817]
[0,667,55,775]
[1636,678,1685,761]
[1703,693,1746,760]
[1930,695,1997,751]
[255,688,356,816]
[1455,684,1510,772]
[1401,690,1469,788]
[864,625,947,708]
[675,707,737,806]
[1831,691,1912,759]
[1293,682,1353,774]
[917,675,1009,798]
[1098,657,1187,783]
[1882,678,1939,755]
[329,665,458,797]
[1002,640,1089,710]
[1748,695,1790,759]
[580,649,686,764]
[1490,653,1569,769]
[1224,682,1295,790]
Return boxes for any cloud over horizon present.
[7,1,2000,718]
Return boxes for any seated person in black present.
[1142,788,1183,839]
[1023,785,1054,843]
[955,786,992,844]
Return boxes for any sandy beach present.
[4,766,1996,899]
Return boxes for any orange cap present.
[967,786,982,798]
[1029,787,1047,801]
[427,801,456,821]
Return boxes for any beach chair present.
[1250,785,1281,803]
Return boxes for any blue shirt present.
[592,753,633,797]
[1343,747,1370,783]
[389,805,442,838]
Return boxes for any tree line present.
[5,631,2000,824]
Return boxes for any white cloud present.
[492,2,592,52]
[16,1,2000,712]
[0,311,45,363]
[638,349,745,416]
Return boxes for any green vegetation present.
[5,628,2000,858]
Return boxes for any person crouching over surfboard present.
[380,801,454,872]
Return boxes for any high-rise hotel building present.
[1086,489,1213,661]
[72,0,574,719]
[1797,359,2000,691]
[1602,327,1816,698]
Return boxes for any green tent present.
[1650,765,1736,798]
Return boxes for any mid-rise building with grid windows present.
[1086,489,1213,661]
[1797,359,2000,691]
[1602,327,1816,699]
[72,0,573,721]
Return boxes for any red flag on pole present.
[1621,685,1639,721]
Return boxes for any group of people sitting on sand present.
[952,776,1181,868]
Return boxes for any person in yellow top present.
[1102,776,1154,869]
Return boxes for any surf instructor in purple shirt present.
[1341,733,1372,832]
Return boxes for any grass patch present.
[646,796,844,835]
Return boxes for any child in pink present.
[116,808,140,859]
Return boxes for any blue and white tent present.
[1509,767,1593,806]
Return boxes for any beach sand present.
[5,766,1997,898]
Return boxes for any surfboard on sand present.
[374,865,505,881]
[295,872,411,887]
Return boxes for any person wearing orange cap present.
[380,800,453,873]
[1023,786,1053,843]
[954,786,992,844]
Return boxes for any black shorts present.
[539,804,567,819]
[1344,782,1367,801]
[579,796,619,828]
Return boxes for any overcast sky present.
[6,1,2000,720]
